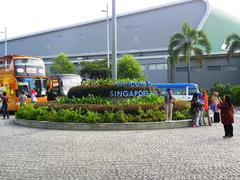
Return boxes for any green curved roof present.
[202,8,240,54]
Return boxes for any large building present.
[0,0,240,88]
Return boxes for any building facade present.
[0,0,240,88]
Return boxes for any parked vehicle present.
[48,74,82,100]
[152,83,200,101]
[0,54,48,111]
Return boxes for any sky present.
[0,0,240,39]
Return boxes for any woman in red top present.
[202,89,211,126]
[1,92,9,119]
[219,95,235,138]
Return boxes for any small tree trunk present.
[187,50,191,83]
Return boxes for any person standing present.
[164,88,174,121]
[1,92,10,119]
[219,95,235,138]
[202,89,211,126]
[198,92,205,126]
[190,92,200,127]
[30,89,38,103]
[212,92,221,123]
[19,90,27,106]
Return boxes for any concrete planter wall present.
[14,119,192,131]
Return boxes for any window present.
[149,63,167,70]
[207,66,221,71]
[176,67,188,72]
[223,65,238,71]
[156,63,167,70]
[172,87,186,95]
[6,60,11,68]
[188,87,197,95]
[0,61,5,70]
[141,64,146,71]
[0,60,11,69]
[191,66,202,72]
[149,64,156,70]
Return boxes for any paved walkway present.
[0,114,240,180]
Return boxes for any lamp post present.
[112,0,117,83]
[0,27,7,56]
[101,4,110,69]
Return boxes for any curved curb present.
[13,119,192,131]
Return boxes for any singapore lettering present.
[109,81,158,97]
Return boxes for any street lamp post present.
[112,0,117,83]
[0,27,7,56]
[101,4,110,68]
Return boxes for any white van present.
[48,74,82,96]
[152,83,200,101]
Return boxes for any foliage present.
[82,79,145,86]
[121,93,164,105]
[230,85,240,106]
[35,101,165,115]
[16,104,53,121]
[225,33,240,62]
[16,105,167,123]
[117,54,145,81]
[210,82,231,99]
[57,93,164,106]
[67,84,159,98]
[173,101,191,120]
[168,22,212,82]
[209,82,240,106]
[17,92,192,123]
[82,79,113,85]
[80,59,111,79]
[56,95,112,105]
[50,53,76,74]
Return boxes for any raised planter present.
[13,119,192,131]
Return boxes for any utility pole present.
[112,0,117,83]
[4,27,7,56]
[0,26,7,56]
[101,4,110,68]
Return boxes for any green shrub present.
[17,95,191,122]
[15,104,35,119]
[82,79,113,85]
[210,82,231,99]
[56,95,112,105]
[231,85,240,106]
[67,84,159,98]
[121,93,164,105]
[173,111,187,120]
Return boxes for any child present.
[219,95,234,138]
[30,89,38,103]
[19,90,27,106]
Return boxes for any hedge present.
[67,84,160,98]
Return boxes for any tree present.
[50,53,76,74]
[80,59,111,79]
[117,54,145,81]
[225,33,240,64]
[168,22,212,83]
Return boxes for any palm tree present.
[168,22,212,83]
[225,33,240,64]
